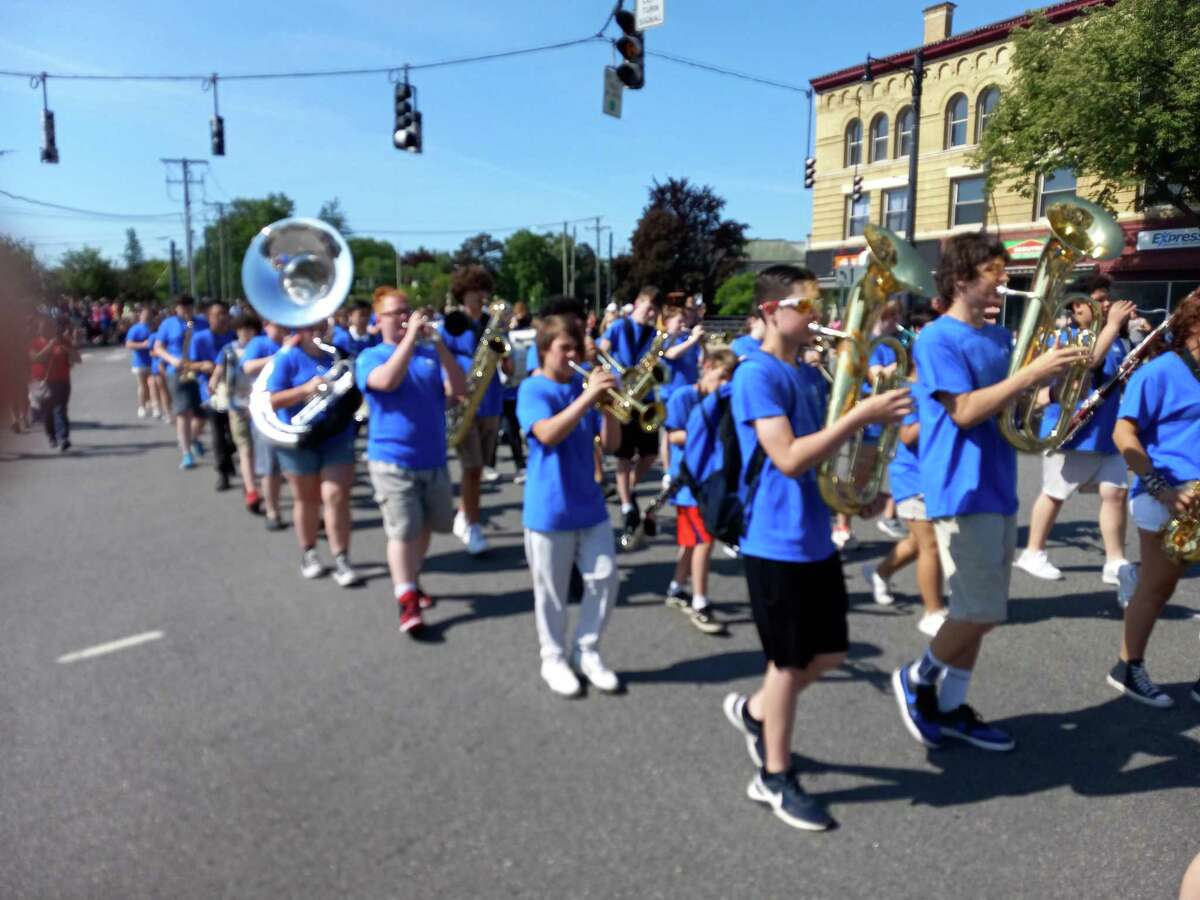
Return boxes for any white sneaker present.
[466,523,489,556]
[300,548,326,580]
[573,650,620,693]
[1102,558,1129,586]
[1117,562,1139,610]
[332,554,361,588]
[513,469,527,485]
[1013,549,1063,581]
[917,610,947,637]
[136,406,147,419]
[862,563,894,606]
[541,658,582,697]
[721,543,740,559]
[661,473,672,490]
[481,466,500,483]
[452,510,468,541]
[831,528,857,550]
[876,517,907,539]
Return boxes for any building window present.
[846,193,870,238]
[882,188,908,235]
[895,106,914,158]
[951,175,986,226]
[1038,167,1077,217]
[869,114,889,163]
[844,119,863,168]
[975,86,1000,141]
[945,93,968,148]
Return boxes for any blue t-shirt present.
[1041,336,1127,455]
[732,349,834,562]
[148,329,161,374]
[888,406,922,503]
[355,342,447,469]
[663,334,702,401]
[441,317,503,418]
[241,334,282,374]
[602,318,660,401]
[189,329,233,404]
[863,342,900,443]
[664,385,702,506]
[914,315,1017,518]
[1117,352,1200,497]
[153,315,196,375]
[680,384,733,510]
[730,334,761,359]
[333,326,379,359]
[524,342,539,375]
[517,374,607,532]
[126,322,153,368]
[264,345,354,445]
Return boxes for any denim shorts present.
[277,434,357,476]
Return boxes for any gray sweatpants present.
[524,520,619,662]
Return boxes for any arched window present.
[844,119,863,168]
[945,93,969,148]
[869,114,889,163]
[976,86,1000,141]
[895,106,915,158]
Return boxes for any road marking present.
[56,630,163,664]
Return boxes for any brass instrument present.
[597,326,669,433]
[446,301,512,448]
[177,320,196,383]
[817,224,934,515]
[704,330,733,348]
[568,359,662,432]
[1163,481,1200,565]
[996,197,1123,452]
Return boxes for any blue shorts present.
[277,434,356,476]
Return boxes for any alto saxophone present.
[447,301,512,448]
[1162,481,1200,565]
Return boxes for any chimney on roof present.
[923,2,956,44]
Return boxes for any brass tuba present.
[446,301,511,448]
[1163,481,1200,565]
[817,224,934,515]
[996,197,1123,452]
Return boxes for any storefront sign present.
[1004,238,1047,260]
[1136,227,1200,251]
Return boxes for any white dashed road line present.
[56,630,164,664]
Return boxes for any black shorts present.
[614,419,659,460]
[168,374,202,416]
[743,552,849,670]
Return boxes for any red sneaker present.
[417,588,435,610]
[245,490,263,515]
[398,590,424,634]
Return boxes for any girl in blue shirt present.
[1107,291,1200,709]
[517,315,621,698]
[124,306,155,418]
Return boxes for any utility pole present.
[168,240,180,295]
[593,217,602,315]
[395,250,401,288]
[607,231,614,307]
[570,226,578,298]
[203,238,215,299]
[161,157,208,295]
[208,201,229,302]
[561,222,568,295]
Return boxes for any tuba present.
[1163,481,1200,565]
[241,217,359,448]
[817,224,934,515]
[996,197,1122,452]
[446,300,512,448]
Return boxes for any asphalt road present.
[1,347,1198,900]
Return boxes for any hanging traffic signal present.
[210,115,225,156]
[393,82,422,153]
[40,109,58,164]
[614,9,645,89]
[852,174,864,203]
[804,157,816,190]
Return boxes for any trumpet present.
[568,360,662,432]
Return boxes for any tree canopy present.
[714,271,756,315]
[977,0,1200,218]
[58,247,119,298]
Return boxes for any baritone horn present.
[817,224,934,515]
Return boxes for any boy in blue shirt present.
[152,294,208,469]
[721,265,911,831]
[124,305,155,418]
[660,300,705,484]
[892,233,1088,754]
[332,301,379,359]
[242,321,289,530]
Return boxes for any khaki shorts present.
[934,514,1017,624]
[230,410,253,455]
[1042,450,1128,500]
[369,461,454,541]
[896,495,928,522]
[457,414,500,470]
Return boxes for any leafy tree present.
[123,228,145,269]
[401,247,438,268]
[317,198,350,234]
[453,232,504,275]
[57,247,119,298]
[497,229,558,307]
[620,177,747,304]
[347,236,398,299]
[977,0,1200,218]
[197,193,296,302]
[714,271,756,315]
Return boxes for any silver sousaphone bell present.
[242,217,359,447]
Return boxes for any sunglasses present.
[767,294,823,315]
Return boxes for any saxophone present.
[447,301,512,448]
[177,319,197,383]
[1162,481,1200,565]
[596,325,669,433]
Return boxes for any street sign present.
[636,0,665,30]
[603,67,623,119]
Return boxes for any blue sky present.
[2,0,1039,266]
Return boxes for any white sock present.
[937,665,972,713]
[621,503,635,515]
[692,593,708,610]
[910,649,947,686]
[394,582,417,599]
[668,580,682,594]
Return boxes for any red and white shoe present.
[398,590,424,634]
[417,589,436,610]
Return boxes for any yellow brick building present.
[805,0,1199,313]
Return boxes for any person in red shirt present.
[29,316,81,451]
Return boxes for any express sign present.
[1136,227,1200,251]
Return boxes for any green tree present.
[123,228,145,269]
[497,229,558,307]
[317,197,350,234]
[976,0,1200,217]
[57,247,119,298]
[453,232,504,275]
[197,193,296,301]
[348,236,398,299]
[714,271,756,315]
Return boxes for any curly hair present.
[935,233,1009,302]
[1168,289,1200,352]
[450,265,494,302]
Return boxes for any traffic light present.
[852,174,864,203]
[804,157,816,189]
[393,82,422,153]
[614,9,645,89]
[210,115,225,156]
[40,109,58,164]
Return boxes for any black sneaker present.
[722,692,764,767]
[264,514,286,532]
[623,507,640,531]
[688,604,726,635]
[59,440,71,452]
[1191,676,1200,705]
[215,472,231,492]
[1106,659,1174,709]
[938,704,1015,752]
[746,769,835,832]
[664,586,692,610]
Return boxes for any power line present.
[0,188,181,219]
[364,215,604,237]
[646,50,812,96]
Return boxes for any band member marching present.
[242,321,289,530]
[124,305,156,418]
[356,288,466,634]
[152,294,205,469]
[518,314,623,697]
[1107,290,1200,707]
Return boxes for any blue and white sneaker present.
[191,438,206,458]
[746,769,835,832]
[722,692,764,767]
[1106,659,1174,709]
[939,704,1016,751]
[179,451,196,470]
[1117,562,1139,611]
[891,665,943,749]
